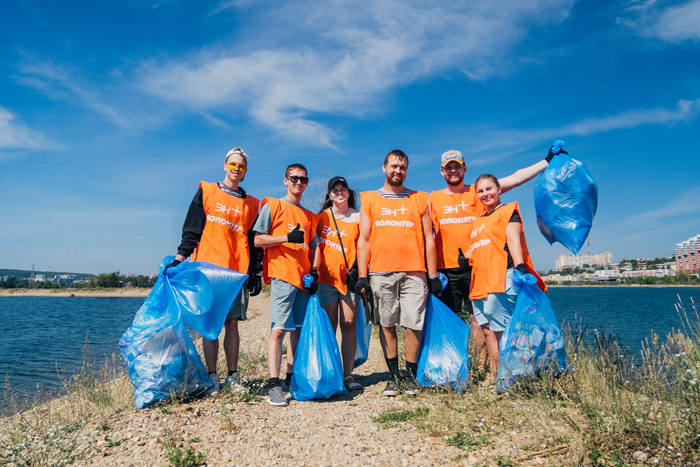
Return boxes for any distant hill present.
[0,268,94,280]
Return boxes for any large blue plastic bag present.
[165,260,247,340]
[291,295,347,400]
[496,270,570,394]
[119,258,211,408]
[534,140,598,254]
[353,301,371,367]
[119,256,246,408]
[417,296,471,390]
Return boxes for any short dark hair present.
[285,163,308,178]
[383,149,408,166]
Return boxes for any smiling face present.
[475,177,501,209]
[329,182,349,206]
[440,161,466,186]
[383,155,408,187]
[224,153,247,184]
[284,168,309,197]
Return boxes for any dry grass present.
[374,297,700,465]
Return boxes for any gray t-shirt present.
[253,198,318,247]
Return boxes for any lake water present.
[1,287,699,407]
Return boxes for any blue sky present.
[1,0,699,275]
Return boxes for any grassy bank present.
[2,300,699,466]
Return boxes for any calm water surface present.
[1,287,698,405]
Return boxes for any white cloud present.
[138,0,575,146]
[0,106,54,151]
[15,59,163,130]
[462,98,700,163]
[621,0,700,43]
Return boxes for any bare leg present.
[286,328,301,374]
[379,326,398,359]
[267,329,287,378]
[404,328,423,364]
[223,319,239,372]
[470,313,487,370]
[481,324,503,376]
[321,299,340,333]
[202,338,219,374]
[338,298,358,378]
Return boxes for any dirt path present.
[73,293,470,467]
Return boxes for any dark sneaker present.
[267,386,288,406]
[205,374,220,397]
[383,376,401,397]
[402,374,421,397]
[222,372,243,393]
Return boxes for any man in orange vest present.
[164,147,263,396]
[356,150,440,397]
[430,148,560,369]
[253,163,320,407]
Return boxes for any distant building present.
[555,252,613,270]
[34,274,46,282]
[621,269,676,279]
[55,274,77,284]
[676,235,699,275]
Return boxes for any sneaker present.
[402,374,421,397]
[267,386,289,406]
[281,381,291,394]
[222,372,244,393]
[383,376,401,397]
[205,373,220,397]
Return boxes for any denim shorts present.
[316,282,358,306]
[471,269,518,332]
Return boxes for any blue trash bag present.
[496,270,570,394]
[291,295,347,400]
[165,259,247,340]
[534,140,598,254]
[119,256,247,408]
[417,295,471,391]
[354,301,371,368]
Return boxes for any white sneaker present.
[205,373,220,396]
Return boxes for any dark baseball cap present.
[328,176,349,191]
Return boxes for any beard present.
[387,174,405,187]
[446,174,463,186]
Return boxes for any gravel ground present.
[72,292,557,467]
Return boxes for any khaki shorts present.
[370,272,428,331]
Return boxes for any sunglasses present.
[228,163,247,172]
[287,176,309,184]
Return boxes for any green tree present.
[95,272,120,288]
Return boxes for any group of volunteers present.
[165,144,560,407]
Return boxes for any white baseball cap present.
[225,147,249,164]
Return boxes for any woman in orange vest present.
[313,176,362,391]
[468,174,546,380]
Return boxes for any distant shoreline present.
[0,288,151,297]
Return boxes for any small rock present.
[633,451,648,462]
[282,453,293,458]
[291,447,300,456]
[222,451,232,461]
[85,422,94,429]
[225,404,234,410]
[136,440,146,446]
[402,445,414,452]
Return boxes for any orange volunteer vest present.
[360,190,429,274]
[191,182,259,272]
[469,202,546,300]
[317,210,360,295]
[430,187,486,269]
[261,198,320,290]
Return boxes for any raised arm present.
[498,159,547,194]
